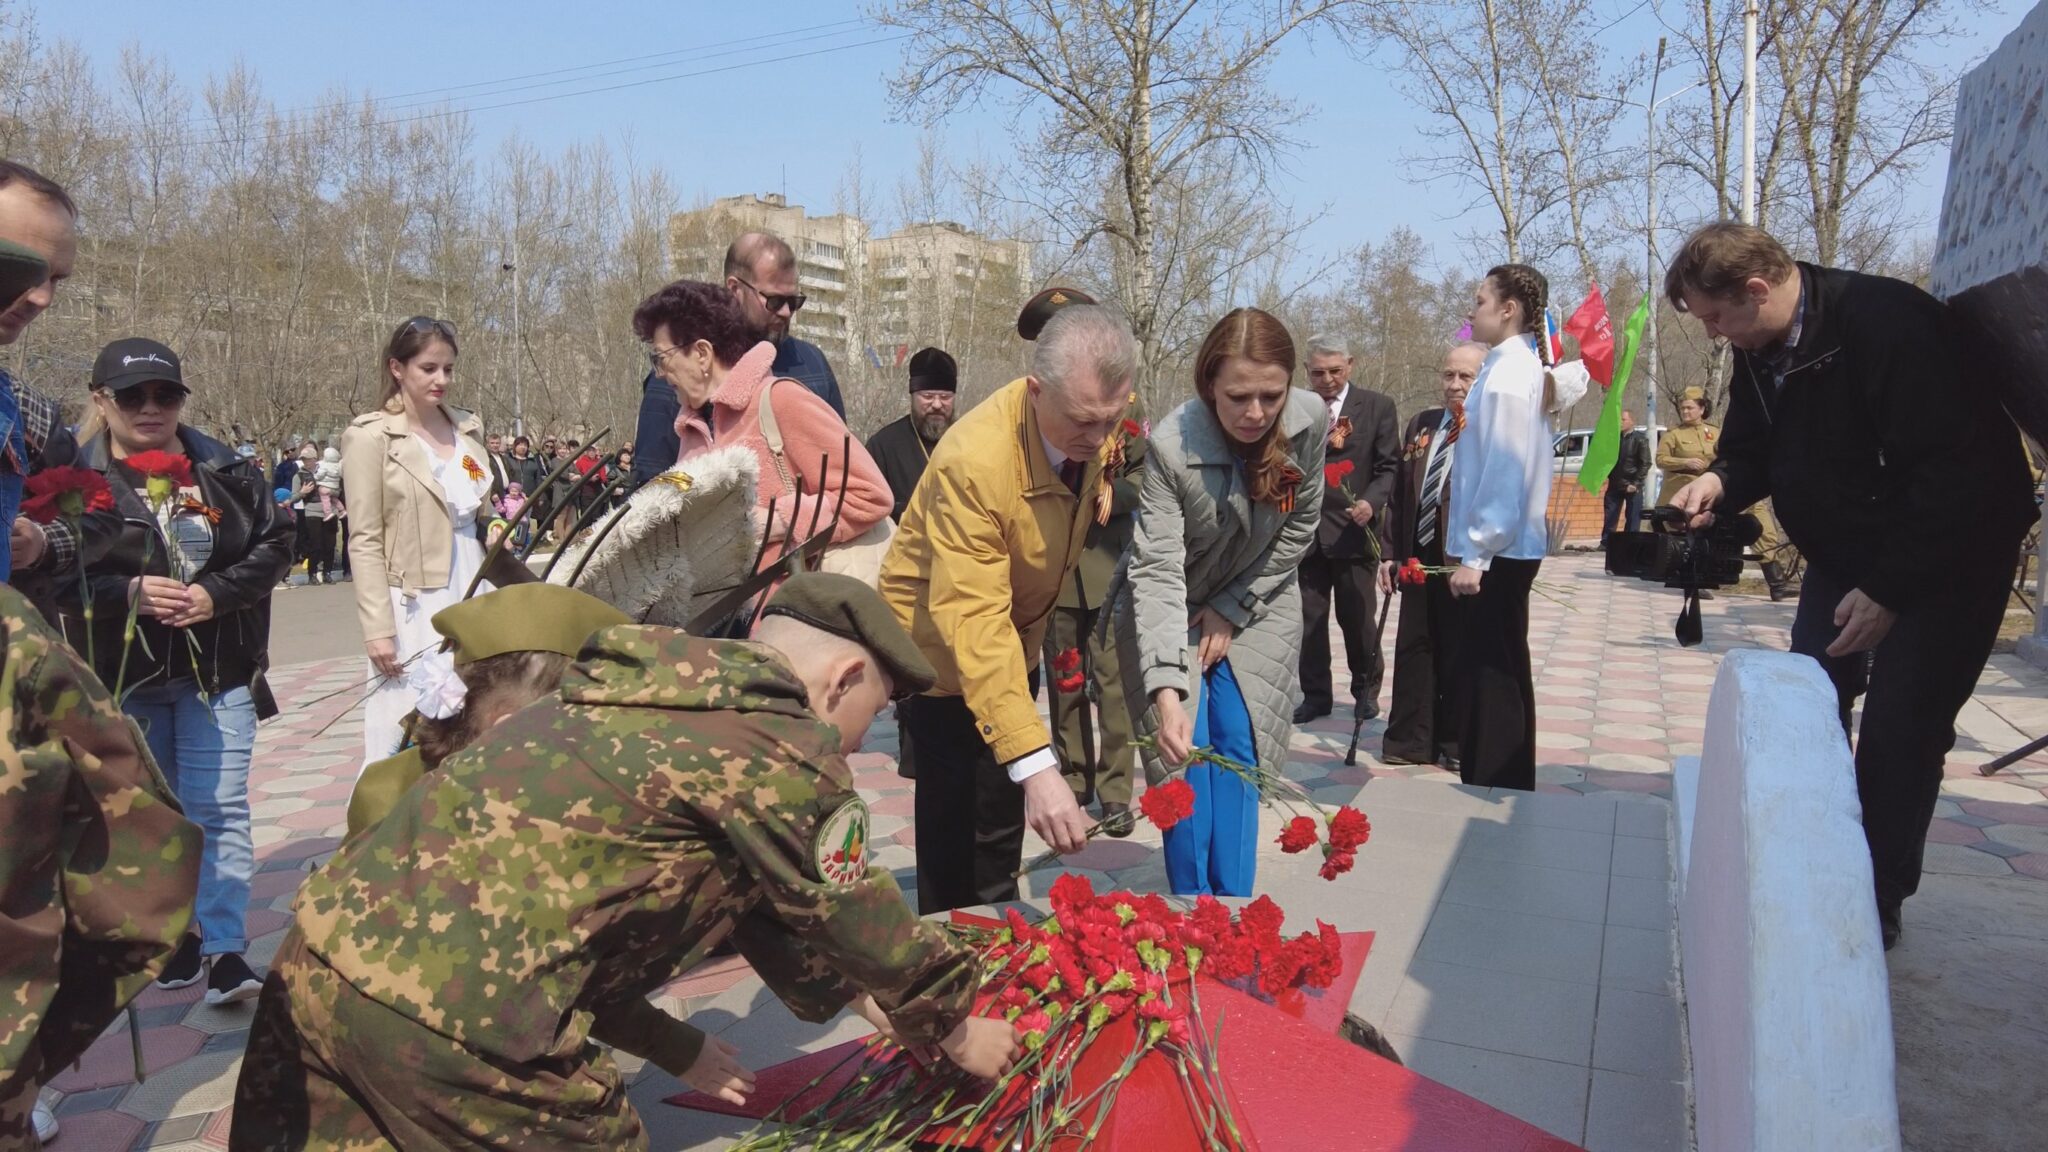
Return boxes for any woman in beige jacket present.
[341,317,501,769]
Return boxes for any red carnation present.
[1240,895,1285,943]
[1138,996,1191,1045]
[1120,418,1143,438]
[1138,779,1195,830]
[1052,647,1082,674]
[123,449,194,488]
[1048,872,1096,914]
[1318,847,1357,881]
[20,467,114,524]
[1323,459,1355,488]
[1277,816,1319,854]
[1327,806,1372,852]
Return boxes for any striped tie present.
[1414,405,1464,548]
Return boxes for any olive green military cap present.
[431,584,631,665]
[0,240,48,311]
[759,572,937,697]
[1016,285,1098,341]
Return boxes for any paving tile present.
[1600,924,1678,996]
[1610,834,1672,881]
[1456,820,1614,876]
[1440,855,1610,925]
[56,1083,131,1114]
[1984,822,2048,854]
[147,1113,210,1145]
[1592,988,1685,1080]
[1605,874,1675,932]
[1584,1068,1688,1152]
[1613,798,1672,840]
[1920,842,2016,877]
[41,1109,146,1152]
[1391,1034,1589,1145]
[116,1048,243,1122]
[1415,900,1604,986]
[1382,958,1598,1065]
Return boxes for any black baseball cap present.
[92,338,187,394]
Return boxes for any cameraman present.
[1666,222,2036,951]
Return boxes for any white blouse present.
[1447,334,1554,569]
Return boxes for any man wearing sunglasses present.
[630,232,846,488]
[0,161,83,632]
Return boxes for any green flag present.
[1577,295,1653,494]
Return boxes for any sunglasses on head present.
[733,276,806,315]
[397,315,458,341]
[109,383,189,411]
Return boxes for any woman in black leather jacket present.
[60,337,292,1007]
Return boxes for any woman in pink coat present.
[631,280,892,560]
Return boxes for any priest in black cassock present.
[865,346,959,523]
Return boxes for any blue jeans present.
[126,680,256,956]
[1162,659,1260,897]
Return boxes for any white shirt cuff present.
[1005,746,1060,784]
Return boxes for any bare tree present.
[872,0,1373,386]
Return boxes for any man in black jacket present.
[1295,335,1400,724]
[1603,408,1650,545]
[1667,222,2037,950]
[866,347,958,523]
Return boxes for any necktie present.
[1059,458,1084,495]
[1414,406,1463,548]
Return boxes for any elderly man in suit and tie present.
[1294,335,1400,725]
[1380,341,1486,768]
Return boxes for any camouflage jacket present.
[0,585,199,1124]
[292,625,978,1072]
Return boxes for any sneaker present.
[32,1096,57,1143]
[205,953,263,1005]
[156,933,203,989]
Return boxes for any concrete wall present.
[1932,1,2048,665]
[1672,649,1900,1152]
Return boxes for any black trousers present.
[1790,560,2010,913]
[1299,550,1382,710]
[298,515,338,577]
[1454,557,1540,790]
[1601,485,1641,543]
[901,694,1025,914]
[1384,537,1463,764]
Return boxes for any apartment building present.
[669,193,868,357]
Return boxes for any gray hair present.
[1305,334,1351,360]
[1030,305,1136,396]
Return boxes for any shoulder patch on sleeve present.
[812,797,871,886]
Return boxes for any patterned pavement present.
[32,552,2048,1147]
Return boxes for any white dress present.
[360,438,495,767]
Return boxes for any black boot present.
[1762,560,1790,602]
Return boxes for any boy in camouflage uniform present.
[231,573,1018,1151]
[0,584,202,1145]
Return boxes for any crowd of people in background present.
[3,142,2043,1147]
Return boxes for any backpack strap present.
[754,378,798,495]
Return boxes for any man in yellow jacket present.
[880,303,1139,912]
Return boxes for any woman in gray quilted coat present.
[1108,308,1327,895]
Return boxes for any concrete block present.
[1681,649,1898,1151]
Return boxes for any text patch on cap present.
[812,797,871,886]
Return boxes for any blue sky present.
[30,0,2028,279]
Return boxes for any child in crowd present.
[314,447,345,518]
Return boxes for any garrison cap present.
[1016,286,1098,341]
[759,572,937,697]
[1679,386,1707,402]
[0,240,48,311]
[431,584,631,665]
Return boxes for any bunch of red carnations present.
[733,879,1342,1151]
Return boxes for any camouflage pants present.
[229,931,644,1151]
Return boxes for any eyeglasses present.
[732,276,806,316]
[110,383,190,411]
[397,315,458,341]
[647,344,683,369]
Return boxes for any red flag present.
[1563,286,1616,386]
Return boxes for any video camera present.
[1605,507,1762,646]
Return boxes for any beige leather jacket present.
[340,403,490,642]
